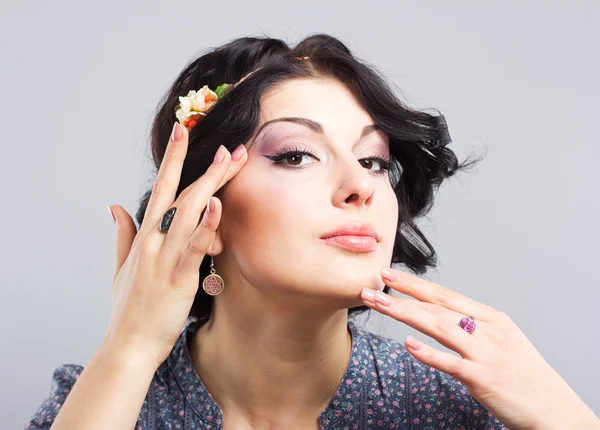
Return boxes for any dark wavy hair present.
[134,33,483,325]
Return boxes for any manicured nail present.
[374,291,393,306]
[206,197,215,214]
[231,144,246,161]
[214,145,228,164]
[361,288,375,302]
[202,197,214,224]
[381,268,398,281]
[171,122,183,142]
[107,205,116,224]
[405,335,422,351]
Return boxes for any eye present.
[264,147,318,169]
[359,157,391,174]
[265,146,391,175]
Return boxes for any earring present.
[202,246,224,296]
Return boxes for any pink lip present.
[320,235,378,253]
[320,221,380,253]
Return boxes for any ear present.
[207,228,225,256]
[207,190,229,257]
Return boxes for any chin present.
[337,267,385,289]
[316,275,385,300]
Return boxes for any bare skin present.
[190,316,352,429]
[187,77,397,428]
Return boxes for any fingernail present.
[107,205,115,223]
[381,268,397,281]
[214,145,228,164]
[231,144,246,161]
[171,122,183,142]
[202,197,214,223]
[361,288,375,302]
[405,335,422,351]
[374,291,393,306]
[206,197,215,214]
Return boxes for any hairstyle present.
[134,33,483,325]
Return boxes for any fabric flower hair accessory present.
[174,57,310,132]
[174,83,231,131]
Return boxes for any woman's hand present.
[360,267,600,430]
[103,122,248,370]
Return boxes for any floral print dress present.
[25,317,507,429]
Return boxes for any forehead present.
[258,77,376,128]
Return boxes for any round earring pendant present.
[203,272,224,296]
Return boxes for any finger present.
[110,204,138,284]
[175,196,222,277]
[140,122,189,237]
[403,335,472,382]
[158,145,241,267]
[361,289,480,359]
[216,144,247,189]
[380,267,499,322]
[173,143,248,203]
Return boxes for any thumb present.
[108,204,137,283]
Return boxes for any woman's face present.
[217,77,399,309]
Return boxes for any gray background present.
[2,1,598,427]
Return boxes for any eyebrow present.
[253,117,386,143]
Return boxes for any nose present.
[332,158,376,209]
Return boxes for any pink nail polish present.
[107,205,116,223]
[381,268,397,281]
[361,288,375,302]
[405,335,422,351]
[214,145,228,164]
[231,144,246,161]
[206,197,215,214]
[201,197,214,224]
[171,122,183,142]
[374,291,393,306]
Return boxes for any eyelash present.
[265,146,391,175]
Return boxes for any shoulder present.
[355,325,506,429]
[51,363,84,387]
[24,321,195,430]
[24,364,84,430]
[352,323,411,379]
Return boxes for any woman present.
[25,34,599,429]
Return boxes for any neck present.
[188,287,353,427]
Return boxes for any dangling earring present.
[202,246,224,296]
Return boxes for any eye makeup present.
[256,121,391,175]
[264,144,391,175]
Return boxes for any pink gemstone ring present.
[459,316,476,333]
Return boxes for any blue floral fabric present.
[25,317,507,429]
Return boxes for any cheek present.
[384,186,399,225]
[219,166,320,288]
[374,185,400,258]
[220,166,314,252]
[385,188,400,236]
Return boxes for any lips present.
[319,221,380,253]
